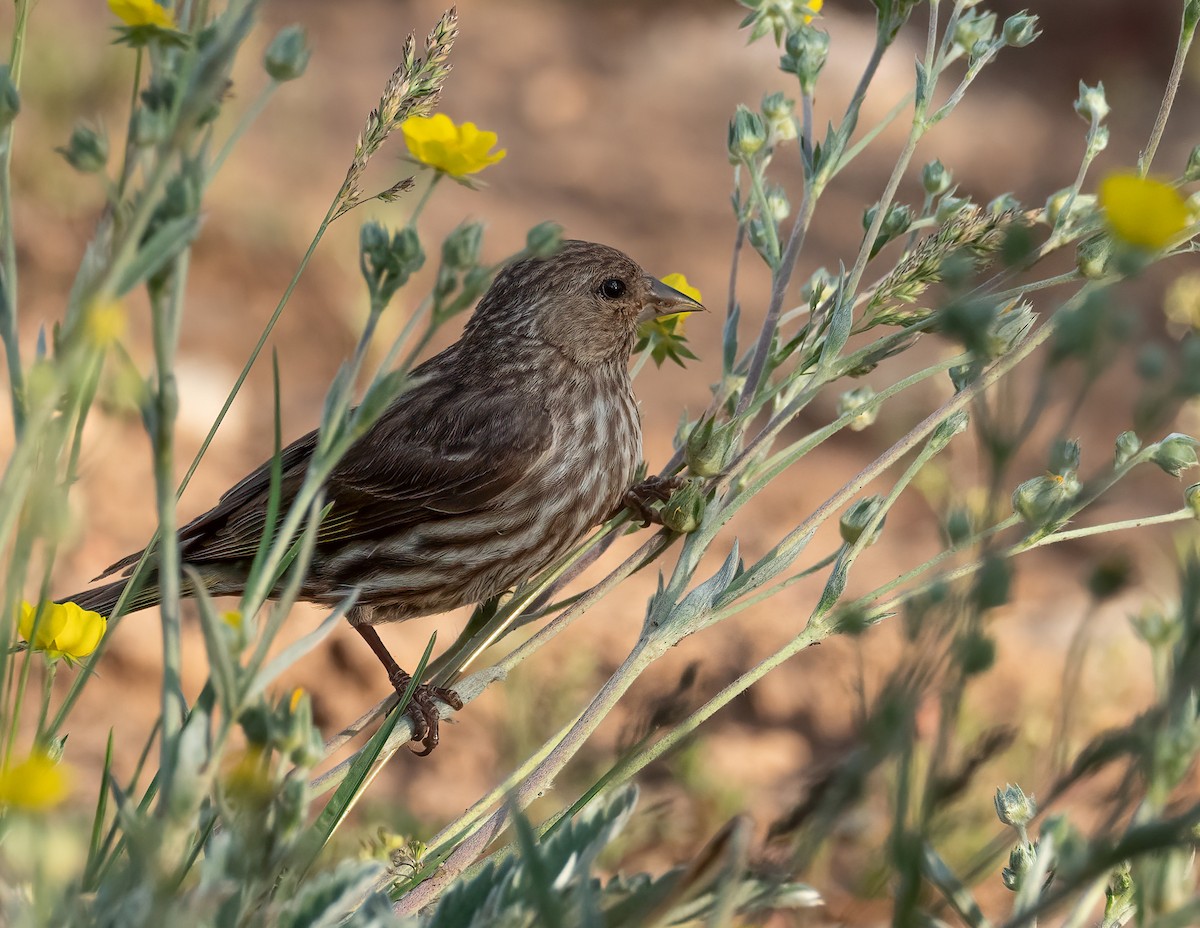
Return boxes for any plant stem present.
[151,253,191,797]
[406,171,440,227]
[0,0,32,435]
[1139,3,1197,175]
[206,78,278,181]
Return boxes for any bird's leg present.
[620,474,686,526]
[354,623,464,756]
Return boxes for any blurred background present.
[2,0,1197,920]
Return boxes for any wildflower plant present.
[0,0,1199,925]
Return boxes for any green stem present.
[206,78,278,181]
[1139,3,1197,175]
[151,253,191,798]
[0,0,32,435]
[406,171,441,227]
[114,49,144,205]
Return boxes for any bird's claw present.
[388,672,464,756]
[623,475,686,527]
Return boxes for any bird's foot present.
[623,475,686,527]
[388,670,464,756]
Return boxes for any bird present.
[65,240,703,754]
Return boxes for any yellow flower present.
[20,601,107,661]
[107,0,176,29]
[0,750,71,811]
[1098,172,1194,250]
[805,0,824,23]
[401,114,506,178]
[289,687,305,712]
[660,273,703,312]
[85,298,127,347]
[637,273,702,369]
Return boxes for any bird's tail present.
[62,574,164,618]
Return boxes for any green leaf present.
[249,595,353,699]
[186,570,240,716]
[636,313,698,368]
[113,215,200,297]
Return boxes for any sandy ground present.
[3,0,1199,921]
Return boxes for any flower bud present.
[1012,474,1076,529]
[765,185,791,222]
[1151,433,1199,477]
[661,480,706,534]
[0,65,20,129]
[968,38,991,62]
[392,226,423,269]
[882,204,913,238]
[1002,841,1037,891]
[953,10,996,54]
[360,220,389,259]
[728,105,768,161]
[1048,438,1081,477]
[1185,144,1200,184]
[1075,235,1111,279]
[838,386,878,431]
[1130,608,1180,649]
[988,192,1021,215]
[1002,11,1040,47]
[264,24,311,82]
[526,221,563,257]
[930,410,970,451]
[762,92,797,143]
[57,123,109,173]
[1115,430,1141,467]
[361,224,423,302]
[780,27,830,93]
[802,266,836,306]
[761,90,793,122]
[995,783,1037,828]
[1074,81,1110,124]
[747,216,774,258]
[441,221,483,271]
[1187,483,1200,519]
[685,417,740,477]
[922,159,952,196]
[1086,124,1110,160]
[936,194,973,224]
[839,495,885,545]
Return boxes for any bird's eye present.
[599,278,627,300]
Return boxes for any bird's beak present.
[638,276,706,323]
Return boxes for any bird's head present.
[464,240,703,367]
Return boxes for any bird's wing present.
[101,374,554,572]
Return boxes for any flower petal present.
[1099,172,1193,250]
